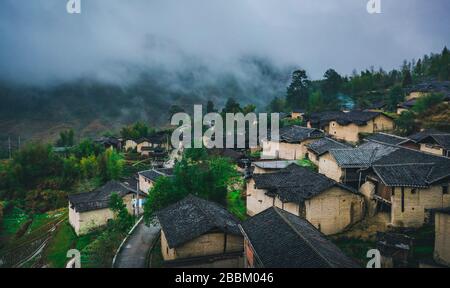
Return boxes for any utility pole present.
[136,179,140,216]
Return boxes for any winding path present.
[113,221,160,268]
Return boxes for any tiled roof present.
[241,207,359,268]
[252,160,297,170]
[307,137,350,156]
[139,168,173,182]
[330,143,398,168]
[308,111,390,127]
[156,195,241,249]
[372,164,434,188]
[416,134,450,150]
[373,145,450,184]
[408,129,443,142]
[252,164,357,203]
[68,180,136,213]
[398,99,417,109]
[365,133,410,146]
[276,125,324,143]
[208,148,245,161]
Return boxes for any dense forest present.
[268,47,450,113]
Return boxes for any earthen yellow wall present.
[391,186,450,228]
[434,212,450,266]
[328,115,394,143]
[125,140,137,151]
[69,194,135,235]
[136,141,151,153]
[246,180,364,235]
[406,91,427,101]
[139,174,154,195]
[419,144,444,156]
[262,140,316,160]
[318,153,343,182]
[246,179,274,216]
[161,230,243,261]
[305,187,364,235]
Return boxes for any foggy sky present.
[0,0,449,84]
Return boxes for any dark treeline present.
[268,47,450,113]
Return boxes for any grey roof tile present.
[157,195,241,248]
[241,207,359,268]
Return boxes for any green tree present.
[98,149,124,182]
[412,93,445,114]
[206,100,217,113]
[120,122,151,139]
[144,153,240,222]
[395,111,417,135]
[387,85,405,111]
[222,98,241,114]
[80,155,98,178]
[109,193,134,232]
[56,129,75,147]
[286,70,310,109]
[308,91,324,112]
[267,97,285,112]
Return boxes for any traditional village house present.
[138,168,173,195]
[261,125,324,160]
[318,142,397,187]
[398,81,450,114]
[94,136,122,150]
[240,207,359,268]
[405,81,450,101]
[290,109,306,120]
[68,180,137,235]
[433,208,450,266]
[307,111,395,143]
[397,99,417,115]
[306,111,344,132]
[156,195,244,268]
[306,137,350,166]
[359,145,450,228]
[124,139,138,151]
[327,111,395,143]
[408,130,450,157]
[136,138,152,154]
[246,164,364,235]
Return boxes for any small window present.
[411,189,417,195]
[443,186,449,195]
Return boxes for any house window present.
[411,189,417,195]
[443,186,449,195]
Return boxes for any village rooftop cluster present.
[60,81,450,269]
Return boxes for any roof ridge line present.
[273,208,335,268]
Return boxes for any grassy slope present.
[43,220,101,268]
